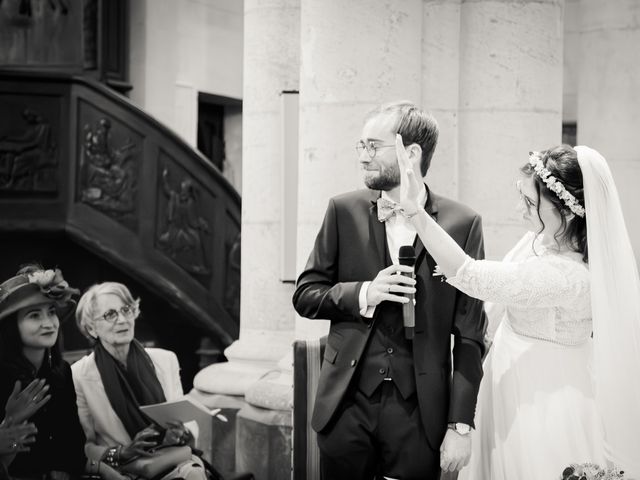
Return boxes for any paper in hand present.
[140,396,228,427]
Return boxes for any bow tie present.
[377,197,404,222]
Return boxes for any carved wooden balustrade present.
[0,71,241,346]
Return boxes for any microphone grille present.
[399,245,415,259]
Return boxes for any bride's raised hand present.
[396,133,421,215]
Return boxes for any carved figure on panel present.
[0,109,57,192]
[80,118,137,218]
[158,167,211,275]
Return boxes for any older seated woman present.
[72,282,206,480]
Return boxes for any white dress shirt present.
[358,186,428,317]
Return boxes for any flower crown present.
[528,151,585,218]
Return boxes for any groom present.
[292,101,487,479]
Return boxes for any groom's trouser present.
[316,381,440,480]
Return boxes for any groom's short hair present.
[366,101,439,176]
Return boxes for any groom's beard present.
[364,164,401,191]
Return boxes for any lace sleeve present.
[447,254,590,308]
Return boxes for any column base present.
[193,330,292,395]
[245,369,293,411]
[194,359,273,396]
[236,404,292,480]
[191,331,294,478]
[188,390,247,475]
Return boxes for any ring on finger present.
[11,442,18,449]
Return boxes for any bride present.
[395,138,640,479]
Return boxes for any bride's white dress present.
[452,232,605,480]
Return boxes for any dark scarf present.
[94,339,166,438]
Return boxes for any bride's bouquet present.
[561,463,626,480]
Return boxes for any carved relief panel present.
[76,100,141,231]
[0,95,60,195]
[156,151,215,283]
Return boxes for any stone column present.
[295,0,424,339]
[195,0,300,396]
[192,1,300,478]
[235,0,301,368]
[421,0,463,201]
[563,0,580,124]
[455,0,565,259]
[577,0,640,259]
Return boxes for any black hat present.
[0,268,80,323]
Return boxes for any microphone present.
[398,245,416,340]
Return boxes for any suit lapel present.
[414,185,439,272]
[413,188,442,334]
[369,193,387,269]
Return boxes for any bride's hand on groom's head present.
[395,134,421,215]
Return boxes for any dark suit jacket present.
[292,187,487,449]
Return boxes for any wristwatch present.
[448,422,471,435]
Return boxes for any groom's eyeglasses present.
[356,140,395,159]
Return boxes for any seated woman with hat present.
[0,265,126,480]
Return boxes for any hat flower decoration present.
[0,266,80,322]
[26,269,73,302]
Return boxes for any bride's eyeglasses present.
[516,180,537,214]
[516,180,556,214]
